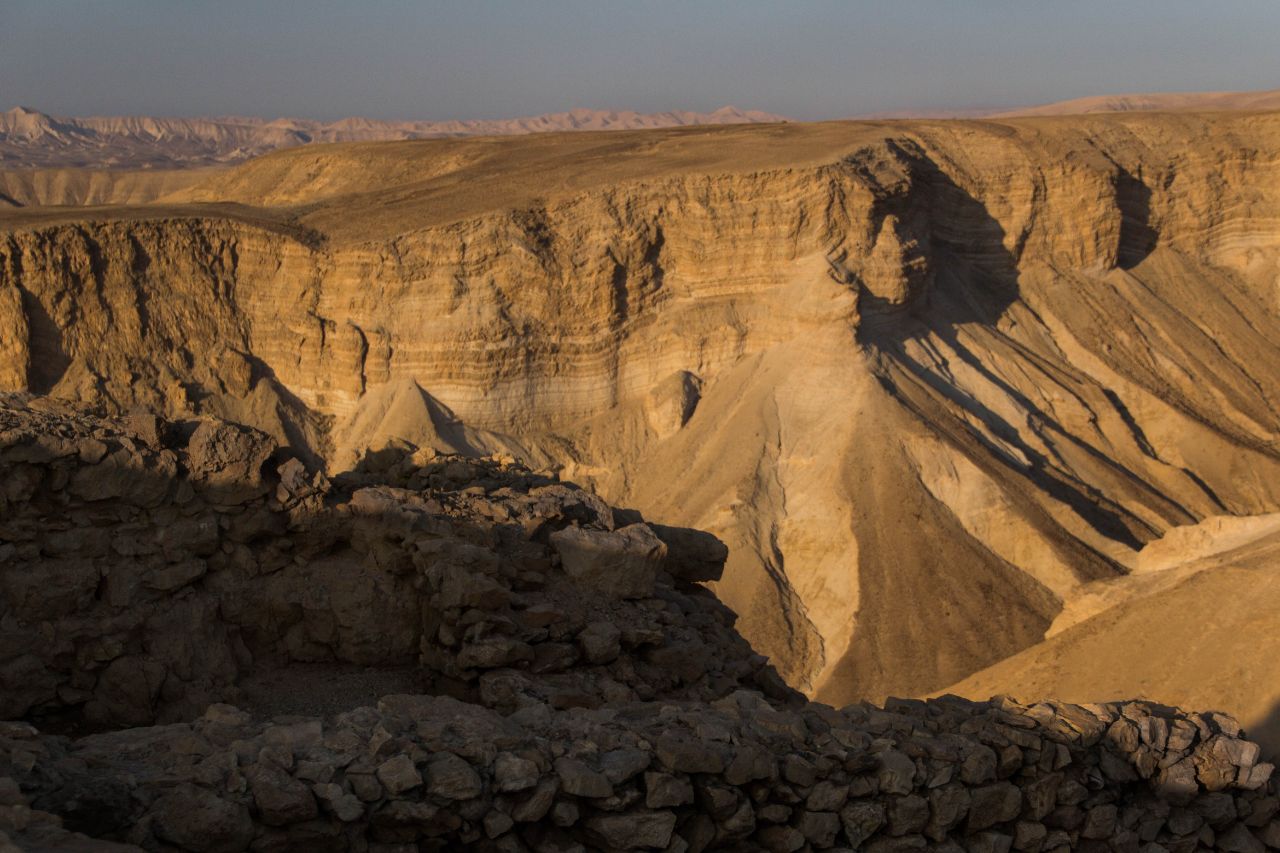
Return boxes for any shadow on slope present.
[857,143,1162,552]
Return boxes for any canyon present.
[2,110,1278,713]
[1,107,1279,850]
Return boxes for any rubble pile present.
[0,394,791,731]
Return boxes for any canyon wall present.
[1,114,1278,706]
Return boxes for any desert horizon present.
[4,83,1280,174]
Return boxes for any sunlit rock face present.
[2,112,1279,710]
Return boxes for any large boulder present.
[185,419,275,504]
[150,783,254,853]
[650,523,728,583]
[549,523,667,599]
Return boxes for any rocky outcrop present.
[0,396,788,731]
[1,112,1279,716]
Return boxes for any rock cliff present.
[1,112,1278,718]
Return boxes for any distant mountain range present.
[0,105,790,169]
[4,87,1278,171]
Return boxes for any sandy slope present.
[943,520,1280,755]
[0,167,213,207]
[857,86,1280,119]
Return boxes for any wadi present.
[1,99,1279,852]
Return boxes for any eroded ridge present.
[1,398,1278,852]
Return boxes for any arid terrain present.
[1,103,1279,850]
[994,87,1280,118]
[3,109,1280,706]
[0,104,788,171]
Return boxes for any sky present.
[1,1,1276,122]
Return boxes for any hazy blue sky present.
[2,1,1276,121]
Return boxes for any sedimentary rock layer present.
[1,112,1278,710]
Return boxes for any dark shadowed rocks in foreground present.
[1,397,1278,851]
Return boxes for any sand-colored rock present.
[1134,513,1280,574]
[856,85,1280,119]
[0,168,212,207]
[997,86,1280,117]
[944,523,1280,755]
[1,110,1278,711]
